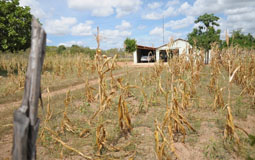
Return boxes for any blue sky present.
[20,0,255,49]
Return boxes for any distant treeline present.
[46,45,127,58]
[221,30,255,49]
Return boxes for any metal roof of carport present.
[156,38,189,49]
[136,45,156,51]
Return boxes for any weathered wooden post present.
[12,16,46,160]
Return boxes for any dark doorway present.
[136,45,156,63]
[159,49,179,62]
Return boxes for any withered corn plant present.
[90,30,117,120]
[84,78,96,103]
[37,89,92,159]
[155,57,196,160]
[117,77,149,112]
[178,79,191,110]
[39,87,53,144]
[96,124,106,155]
[213,80,225,110]
[154,119,178,160]
[61,90,76,133]
[118,96,132,135]
[223,57,248,144]
[43,127,92,160]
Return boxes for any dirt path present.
[0,63,154,159]
[0,62,154,111]
[0,72,121,112]
[0,62,154,113]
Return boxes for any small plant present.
[118,96,132,135]
[96,124,106,155]
[84,78,95,103]
[224,61,248,144]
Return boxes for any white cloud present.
[165,16,195,30]
[142,12,162,20]
[100,28,131,48]
[67,0,142,17]
[71,21,93,36]
[142,6,176,20]
[66,0,114,16]
[45,17,77,35]
[149,27,163,36]
[47,39,52,44]
[115,0,142,17]
[177,2,191,15]
[101,29,131,44]
[98,20,132,48]
[177,0,255,34]
[58,40,85,47]
[147,2,162,9]
[102,30,131,38]
[149,27,184,40]
[19,0,47,19]
[163,7,176,18]
[115,20,131,30]
[166,0,180,6]
[137,25,146,30]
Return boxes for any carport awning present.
[137,45,156,51]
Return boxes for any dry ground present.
[0,62,255,160]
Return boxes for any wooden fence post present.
[12,16,46,160]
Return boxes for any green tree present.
[70,45,82,54]
[222,30,255,49]
[0,0,33,52]
[57,45,66,54]
[124,38,136,53]
[188,13,221,64]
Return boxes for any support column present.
[133,50,137,64]
[156,50,160,62]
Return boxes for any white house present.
[156,39,192,62]
[133,39,192,63]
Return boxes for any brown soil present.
[0,62,152,111]
[0,63,153,159]
[1,63,255,160]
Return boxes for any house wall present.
[156,40,192,62]
[156,50,160,62]
[133,50,138,63]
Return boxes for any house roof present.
[136,45,156,50]
[156,38,189,49]
[136,39,190,51]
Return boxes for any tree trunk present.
[12,16,46,160]
[204,50,209,64]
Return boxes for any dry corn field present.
[0,43,255,160]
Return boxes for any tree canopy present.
[0,0,32,52]
[188,13,221,51]
[124,38,136,53]
[57,45,66,54]
[222,30,255,49]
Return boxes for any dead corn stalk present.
[84,78,95,103]
[61,90,76,133]
[96,124,106,155]
[117,77,149,112]
[39,87,53,141]
[118,96,132,134]
[154,119,179,160]
[90,27,117,121]
[44,127,92,160]
[224,61,248,144]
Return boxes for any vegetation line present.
[0,67,142,109]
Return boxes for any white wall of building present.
[156,50,160,62]
[133,50,138,63]
[156,39,192,62]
